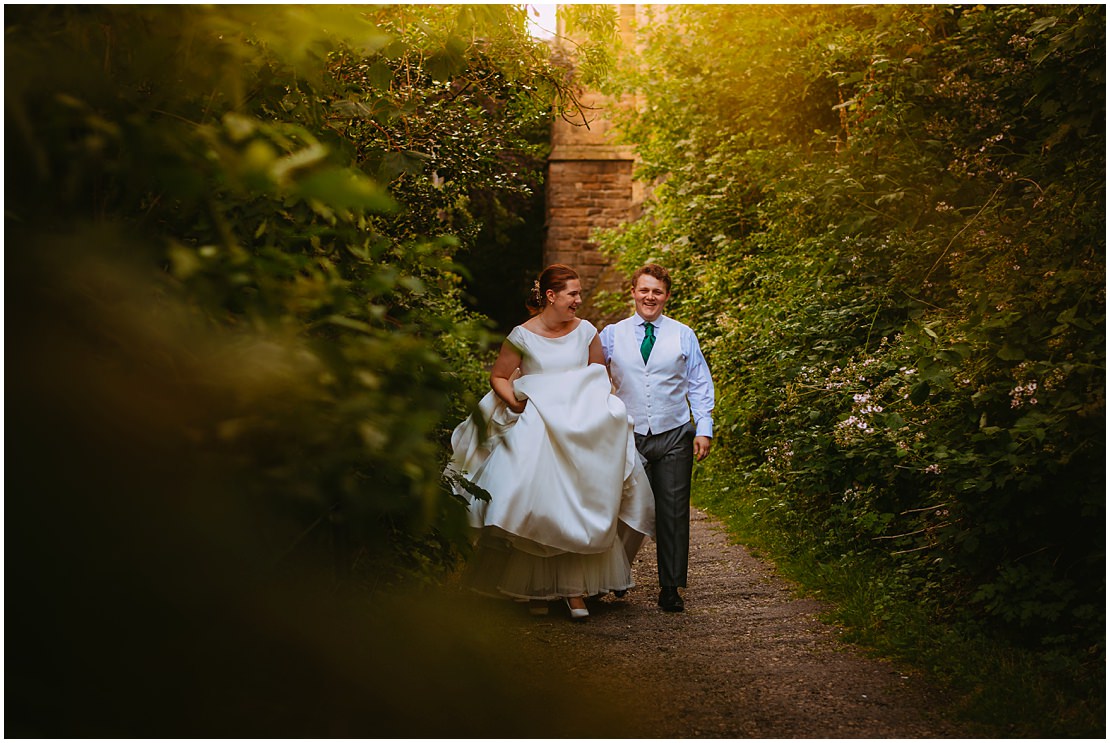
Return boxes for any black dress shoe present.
[612,589,628,598]
[658,587,685,612]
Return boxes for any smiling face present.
[632,274,670,322]
[545,279,583,321]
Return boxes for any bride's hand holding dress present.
[489,340,528,415]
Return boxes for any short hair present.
[632,263,671,293]
[526,263,580,314]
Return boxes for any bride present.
[448,264,654,620]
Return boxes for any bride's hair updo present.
[526,264,579,315]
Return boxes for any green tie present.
[641,322,655,363]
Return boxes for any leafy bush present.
[7,6,609,735]
[5,5,575,584]
[598,4,1104,726]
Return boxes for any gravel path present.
[452,507,975,738]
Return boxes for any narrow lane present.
[455,508,974,738]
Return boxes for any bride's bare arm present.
[588,334,606,366]
[490,341,526,413]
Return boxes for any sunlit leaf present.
[295,167,395,213]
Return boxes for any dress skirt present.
[463,529,638,600]
[448,364,654,600]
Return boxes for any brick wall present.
[543,5,659,324]
[544,158,636,322]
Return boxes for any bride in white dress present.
[448,265,655,620]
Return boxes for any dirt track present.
[452,507,976,738]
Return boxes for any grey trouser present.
[635,421,696,588]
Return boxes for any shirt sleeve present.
[683,327,715,438]
[599,323,614,363]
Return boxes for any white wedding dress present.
[448,319,655,599]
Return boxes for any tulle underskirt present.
[463,532,637,600]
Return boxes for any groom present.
[601,264,715,612]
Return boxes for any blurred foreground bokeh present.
[6,243,630,737]
[4,6,624,736]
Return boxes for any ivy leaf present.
[1026,16,1058,34]
[883,412,905,429]
[443,466,491,503]
[909,380,931,405]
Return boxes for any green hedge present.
[599,0,1103,686]
[5,4,573,585]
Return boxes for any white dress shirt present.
[600,314,715,438]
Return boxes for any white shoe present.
[564,597,589,621]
